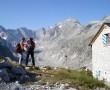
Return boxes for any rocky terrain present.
[1,16,110,70]
[0,57,108,90]
[34,16,110,70]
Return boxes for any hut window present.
[102,33,110,45]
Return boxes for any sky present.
[0,0,110,29]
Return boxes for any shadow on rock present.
[0,58,37,84]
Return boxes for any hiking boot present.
[25,66,30,70]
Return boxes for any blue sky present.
[0,0,110,29]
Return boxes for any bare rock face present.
[0,69,10,82]
[11,67,26,75]
[1,16,110,70]
[0,60,31,83]
[34,17,110,70]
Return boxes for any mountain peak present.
[61,18,80,24]
[65,18,80,23]
[102,16,110,20]
[101,16,110,23]
[56,18,81,29]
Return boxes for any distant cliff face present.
[34,16,110,69]
[1,16,110,69]
[0,37,14,59]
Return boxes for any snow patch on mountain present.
[0,32,7,40]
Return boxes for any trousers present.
[18,53,23,65]
[25,51,35,66]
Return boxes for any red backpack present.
[15,43,22,53]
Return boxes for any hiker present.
[16,37,26,65]
[15,43,23,65]
[20,37,26,51]
[25,37,35,67]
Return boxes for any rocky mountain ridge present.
[0,27,36,59]
[1,16,110,69]
[34,16,110,69]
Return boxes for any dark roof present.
[89,23,110,46]
[105,23,110,27]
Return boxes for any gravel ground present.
[0,82,77,90]
[0,82,108,90]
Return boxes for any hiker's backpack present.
[15,43,22,53]
[27,40,35,51]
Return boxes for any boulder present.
[0,60,33,83]
[8,73,16,81]
[11,67,26,76]
[0,61,12,69]
[0,69,10,82]
[19,75,30,83]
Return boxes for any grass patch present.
[30,68,108,90]
[0,56,4,62]
[43,66,53,70]
[28,66,40,71]
[1,58,106,90]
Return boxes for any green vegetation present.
[28,66,40,71]
[0,57,108,90]
[43,66,53,70]
[0,56,4,62]
[27,68,108,90]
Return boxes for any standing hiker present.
[20,37,26,51]
[25,37,35,67]
[16,37,26,65]
[15,43,23,65]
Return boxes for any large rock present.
[0,61,12,69]
[0,69,10,82]
[19,75,30,83]
[11,67,26,75]
[0,60,33,83]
